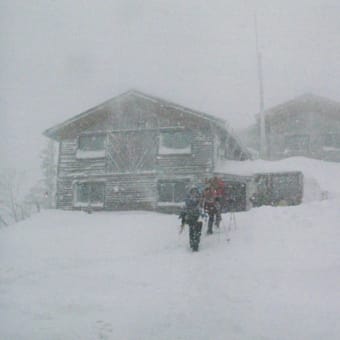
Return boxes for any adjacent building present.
[242,94,340,161]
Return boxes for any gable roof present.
[43,90,226,140]
[262,93,340,121]
[43,89,251,159]
[128,90,226,126]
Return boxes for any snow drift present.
[0,157,339,339]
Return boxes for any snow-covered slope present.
[1,196,340,339]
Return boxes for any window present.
[77,134,106,159]
[79,134,105,151]
[158,179,189,203]
[159,131,192,155]
[284,134,310,151]
[272,174,300,200]
[74,182,105,207]
[323,133,340,149]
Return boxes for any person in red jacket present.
[213,177,225,225]
[203,177,225,234]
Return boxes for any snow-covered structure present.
[215,160,304,210]
[44,90,251,211]
[242,94,340,161]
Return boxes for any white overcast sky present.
[1,0,339,181]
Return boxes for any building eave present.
[260,93,340,121]
[43,89,227,141]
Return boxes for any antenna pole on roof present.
[254,13,267,159]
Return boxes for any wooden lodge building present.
[44,90,251,212]
[242,94,340,162]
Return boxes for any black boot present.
[207,215,214,234]
[192,222,202,251]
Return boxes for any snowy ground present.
[1,158,340,339]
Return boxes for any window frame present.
[73,180,106,208]
[284,134,310,152]
[158,130,192,155]
[157,178,190,205]
[78,133,106,151]
[323,133,340,149]
[76,133,106,159]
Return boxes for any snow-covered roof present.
[261,93,340,120]
[215,158,302,176]
[215,157,340,193]
[129,90,227,127]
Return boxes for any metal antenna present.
[254,13,267,159]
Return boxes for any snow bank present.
[1,194,340,339]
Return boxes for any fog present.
[1,0,339,181]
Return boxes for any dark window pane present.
[161,131,192,149]
[158,183,174,202]
[324,134,333,146]
[272,175,299,199]
[76,182,105,204]
[76,183,90,203]
[324,133,340,148]
[285,135,309,151]
[91,183,105,203]
[158,180,189,202]
[79,135,105,151]
[174,182,187,202]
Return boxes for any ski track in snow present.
[0,200,339,340]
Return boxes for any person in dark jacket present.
[179,186,203,251]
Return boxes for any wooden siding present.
[105,173,157,210]
[107,131,158,173]
[53,93,250,210]
[56,129,215,209]
[156,132,214,176]
[56,177,74,210]
[56,174,157,210]
[58,139,106,177]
